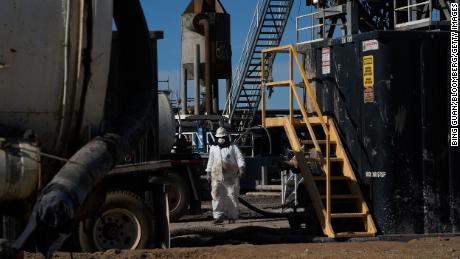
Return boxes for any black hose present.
[171,227,332,247]
[171,226,227,237]
[171,226,302,245]
[233,126,272,155]
[238,196,291,218]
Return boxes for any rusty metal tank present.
[180,0,232,114]
[181,0,231,79]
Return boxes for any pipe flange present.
[192,13,210,34]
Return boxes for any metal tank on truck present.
[0,0,168,256]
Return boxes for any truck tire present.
[167,172,190,221]
[79,190,154,252]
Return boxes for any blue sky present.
[140,0,310,109]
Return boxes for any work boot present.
[212,218,224,224]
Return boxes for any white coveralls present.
[206,144,245,220]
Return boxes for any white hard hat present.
[215,127,228,137]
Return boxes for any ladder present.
[223,0,293,132]
[261,45,377,238]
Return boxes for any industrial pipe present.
[226,78,231,112]
[199,17,211,114]
[193,0,203,13]
[213,79,219,113]
[206,0,216,11]
[181,67,188,115]
[194,44,201,115]
[18,0,155,241]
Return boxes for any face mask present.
[217,138,226,144]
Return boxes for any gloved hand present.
[206,171,212,183]
[238,167,246,177]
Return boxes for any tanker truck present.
[0,0,173,257]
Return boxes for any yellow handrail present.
[260,44,332,226]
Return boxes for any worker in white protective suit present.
[206,127,246,224]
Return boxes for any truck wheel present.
[167,172,190,221]
[79,191,154,252]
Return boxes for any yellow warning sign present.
[363,55,374,89]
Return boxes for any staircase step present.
[306,116,330,125]
[240,94,260,97]
[259,31,280,35]
[258,37,277,41]
[269,4,290,7]
[246,68,262,73]
[242,87,260,91]
[233,111,250,114]
[265,18,285,21]
[243,81,261,84]
[266,12,288,15]
[331,212,367,219]
[237,99,258,103]
[285,117,330,128]
[320,194,359,200]
[262,22,283,27]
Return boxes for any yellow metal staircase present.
[261,45,377,238]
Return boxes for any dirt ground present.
[23,194,460,259]
[25,236,460,259]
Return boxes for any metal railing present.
[223,0,266,117]
[223,0,291,130]
[296,11,326,44]
[281,170,303,206]
[296,6,345,45]
[394,0,432,29]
